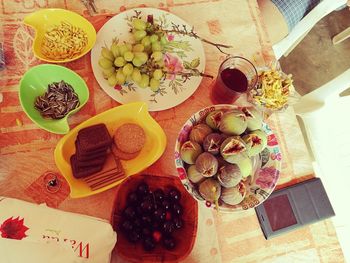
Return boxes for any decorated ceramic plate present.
[174,105,282,212]
[91,8,205,111]
[54,102,167,198]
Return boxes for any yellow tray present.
[54,102,167,198]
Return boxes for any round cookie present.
[114,123,145,153]
[111,144,140,160]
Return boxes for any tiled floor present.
[279,8,350,95]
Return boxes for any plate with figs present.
[174,105,282,211]
[111,174,198,262]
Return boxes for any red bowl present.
[111,174,198,262]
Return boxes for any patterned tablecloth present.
[0,0,345,262]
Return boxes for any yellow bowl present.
[24,8,96,63]
[54,102,167,198]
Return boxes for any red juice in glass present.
[211,56,257,104]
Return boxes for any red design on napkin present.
[0,216,29,240]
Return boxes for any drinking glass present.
[211,56,258,104]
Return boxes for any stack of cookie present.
[111,123,146,160]
[70,123,125,190]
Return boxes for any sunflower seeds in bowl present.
[34,80,80,119]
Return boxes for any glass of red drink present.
[211,56,258,104]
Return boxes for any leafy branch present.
[159,22,233,55]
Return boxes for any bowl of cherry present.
[112,173,198,262]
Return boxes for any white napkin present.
[0,197,117,263]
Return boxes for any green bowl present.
[19,64,89,134]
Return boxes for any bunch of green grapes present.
[98,17,169,91]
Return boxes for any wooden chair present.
[273,0,347,59]
[293,68,350,261]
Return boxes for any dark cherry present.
[128,230,141,243]
[141,215,152,225]
[141,227,152,238]
[143,236,156,251]
[141,192,153,202]
[123,206,136,220]
[152,220,161,230]
[127,191,139,204]
[173,217,183,229]
[152,230,162,243]
[135,205,143,216]
[165,211,172,221]
[121,220,133,232]
[162,221,175,234]
[137,182,149,196]
[172,203,182,216]
[141,200,154,213]
[168,188,181,202]
[154,189,165,202]
[161,198,172,211]
[153,208,166,222]
[133,218,142,228]
[163,236,176,250]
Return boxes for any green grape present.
[122,63,134,76]
[150,34,158,43]
[152,41,162,52]
[126,43,133,51]
[160,36,167,45]
[116,69,126,85]
[118,44,129,56]
[156,60,165,68]
[107,74,118,87]
[99,58,113,69]
[134,52,148,64]
[132,18,146,31]
[110,43,119,57]
[149,78,160,91]
[139,74,150,88]
[101,47,114,61]
[151,51,163,62]
[123,51,134,62]
[133,43,144,52]
[131,68,142,83]
[153,69,163,80]
[132,57,143,67]
[114,56,126,67]
[103,67,115,79]
[133,30,147,41]
[141,36,151,47]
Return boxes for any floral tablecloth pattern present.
[0,0,344,262]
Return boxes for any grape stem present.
[160,22,233,56]
[164,70,213,80]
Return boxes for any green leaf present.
[183,61,191,69]
[190,58,200,68]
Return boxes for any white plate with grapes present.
[91,8,206,111]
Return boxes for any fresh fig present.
[180,141,203,164]
[220,136,248,164]
[198,178,221,202]
[220,182,246,205]
[203,133,223,155]
[236,157,252,178]
[195,152,218,177]
[242,107,263,131]
[217,164,242,188]
[205,110,223,130]
[242,129,267,156]
[189,123,212,144]
[219,110,247,135]
[187,165,205,183]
